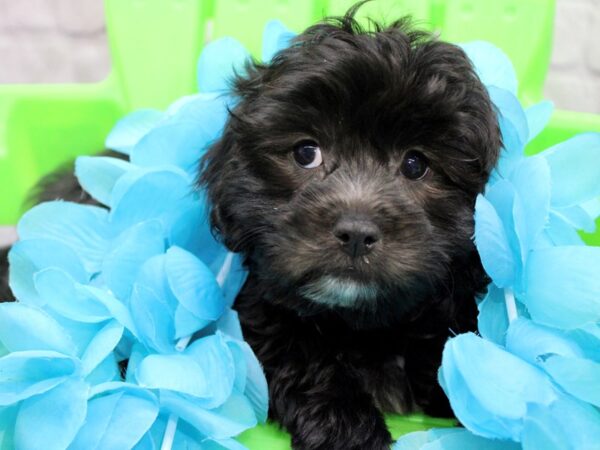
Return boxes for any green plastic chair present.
[2,0,600,239]
[0,0,599,447]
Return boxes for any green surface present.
[0,0,599,446]
[5,0,593,227]
[237,414,456,448]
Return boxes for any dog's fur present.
[0,6,501,450]
[200,8,500,450]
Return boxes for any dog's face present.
[201,17,500,323]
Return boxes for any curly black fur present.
[200,5,500,450]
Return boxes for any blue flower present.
[4,18,600,450]
[397,40,600,450]
[0,22,285,450]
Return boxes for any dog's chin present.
[299,276,379,309]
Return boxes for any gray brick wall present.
[544,0,600,113]
[0,0,109,83]
[0,0,599,113]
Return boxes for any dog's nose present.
[333,216,381,257]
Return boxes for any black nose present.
[333,216,381,257]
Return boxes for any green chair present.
[0,1,598,447]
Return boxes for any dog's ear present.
[199,127,244,251]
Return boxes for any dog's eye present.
[293,141,323,169]
[400,150,429,180]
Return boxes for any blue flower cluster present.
[1,19,599,450]
[395,43,600,449]
[0,21,296,450]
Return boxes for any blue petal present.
[160,390,257,439]
[544,212,586,246]
[69,385,159,450]
[0,405,18,448]
[219,321,267,420]
[197,37,250,93]
[522,403,569,450]
[132,254,176,308]
[216,309,243,341]
[474,195,515,288]
[0,351,80,406]
[262,20,296,62]
[567,323,600,361]
[8,238,88,306]
[581,198,600,221]
[132,432,156,450]
[80,320,124,376]
[75,156,133,206]
[174,305,210,340]
[505,318,583,366]
[460,42,518,95]
[393,429,455,450]
[525,395,600,450]
[214,252,248,308]
[395,429,520,450]
[130,122,214,176]
[203,438,248,450]
[17,202,112,273]
[136,414,168,450]
[525,101,554,143]
[85,353,120,385]
[102,220,166,301]
[484,180,527,289]
[105,109,164,155]
[166,92,219,116]
[439,333,557,440]
[166,246,224,322]
[477,284,509,345]
[239,340,268,422]
[541,132,600,207]
[164,94,231,142]
[32,268,109,321]
[524,246,600,328]
[124,343,150,385]
[552,204,596,233]
[0,303,76,355]
[136,354,211,398]
[129,283,175,354]
[130,254,187,350]
[508,156,551,251]
[34,268,137,333]
[541,355,600,407]
[153,416,204,450]
[222,339,247,393]
[15,378,88,450]
[420,429,519,450]
[168,204,211,257]
[183,334,236,408]
[110,168,196,231]
[488,86,528,153]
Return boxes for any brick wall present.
[0,0,109,83]
[544,0,600,113]
[0,0,599,113]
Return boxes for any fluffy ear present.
[199,59,270,252]
[199,129,243,251]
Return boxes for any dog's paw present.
[288,396,392,450]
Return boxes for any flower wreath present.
[1,21,599,450]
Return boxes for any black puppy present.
[0,7,501,450]
[200,7,500,450]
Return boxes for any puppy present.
[0,7,501,450]
[200,7,500,450]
